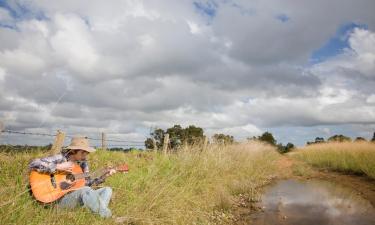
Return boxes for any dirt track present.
[232,156,375,224]
[277,155,375,207]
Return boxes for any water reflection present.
[251,179,375,225]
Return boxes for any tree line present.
[144,125,235,150]
[247,132,295,154]
[144,125,294,154]
[307,132,375,145]
[0,144,53,153]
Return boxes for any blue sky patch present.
[193,1,218,18]
[276,14,290,23]
[0,23,16,30]
[0,0,47,21]
[1,1,30,19]
[268,124,362,147]
[229,2,255,16]
[310,22,368,64]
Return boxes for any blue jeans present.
[58,186,112,218]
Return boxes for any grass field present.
[0,142,279,225]
[293,141,375,179]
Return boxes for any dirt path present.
[232,155,375,225]
[275,156,295,178]
[275,155,375,207]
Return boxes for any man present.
[29,136,116,218]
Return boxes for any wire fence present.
[2,129,57,137]
[0,129,146,150]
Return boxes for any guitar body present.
[29,163,86,203]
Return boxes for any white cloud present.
[50,14,99,77]
[320,127,331,135]
[312,28,375,80]
[0,49,46,76]
[318,87,354,106]
[1,0,375,146]
[348,28,375,77]
[366,94,375,104]
[0,67,5,81]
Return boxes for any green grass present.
[293,142,375,179]
[0,142,279,225]
[291,161,313,177]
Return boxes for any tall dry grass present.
[0,142,279,225]
[293,141,375,179]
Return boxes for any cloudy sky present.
[0,0,375,147]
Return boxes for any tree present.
[258,132,277,146]
[145,125,205,150]
[183,125,204,145]
[286,142,295,149]
[167,125,185,149]
[315,137,325,143]
[247,136,257,141]
[327,134,351,142]
[144,128,165,150]
[307,137,325,145]
[354,137,366,142]
[144,138,154,149]
[277,142,295,154]
[247,132,278,146]
[212,133,234,145]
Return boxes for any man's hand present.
[105,169,117,177]
[56,161,74,172]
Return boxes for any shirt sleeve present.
[81,161,105,187]
[28,154,65,174]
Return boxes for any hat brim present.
[65,146,96,153]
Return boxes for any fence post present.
[163,134,169,155]
[51,130,65,154]
[101,132,107,151]
[152,138,157,151]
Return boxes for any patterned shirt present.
[28,153,105,187]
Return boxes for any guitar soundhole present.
[66,174,75,182]
[59,174,76,190]
[60,182,72,190]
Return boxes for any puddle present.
[251,179,375,225]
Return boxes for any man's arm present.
[29,154,65,174]
[87,176,106,187]
[80,161,106,186]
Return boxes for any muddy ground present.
[232,156,375,225]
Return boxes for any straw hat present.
[65,136,96,153]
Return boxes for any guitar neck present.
[72,164,128,180]
[73,172,92,180]
[73,168,116,180]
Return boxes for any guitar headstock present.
[116,164,129,173]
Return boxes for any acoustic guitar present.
[29,163,129,203]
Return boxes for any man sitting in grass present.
[29,136,116,218]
